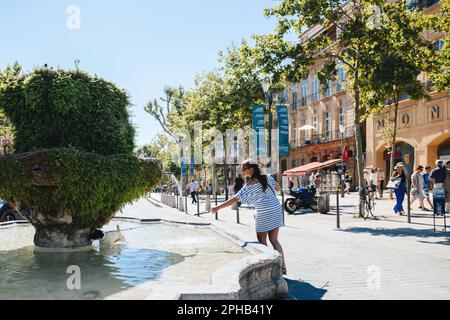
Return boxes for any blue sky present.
[0,0,277,147]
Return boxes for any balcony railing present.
[290,127,355,149]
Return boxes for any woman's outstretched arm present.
[210,197,238,214]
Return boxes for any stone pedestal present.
[205,195,211,212]
[34,227,92,249]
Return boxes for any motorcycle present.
[0,199,25,223]
[284,186,318,214]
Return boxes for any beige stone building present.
[282,24,359,186]
[365,1,450,176]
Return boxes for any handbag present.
[386,179,401,190]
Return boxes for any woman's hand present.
[210,206,220,214]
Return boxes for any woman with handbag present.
[210,160,287,274]
[390,163,407,216]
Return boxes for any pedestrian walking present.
[445,160,450,214]
[430,160,447,216]
[210,160,287,275]
[377,168,385,199]
[390,163,407,216]
[369,169,378,199]
[411,165,430,211]
[189,179,199,204]
[288,177,294,193]
[344,171,352,193]
[422,166,434,210]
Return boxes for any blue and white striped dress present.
[235,176,284,233]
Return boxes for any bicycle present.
[360,186,377,220]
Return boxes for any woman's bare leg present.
[268,228,287,274]
[257,232,268,246]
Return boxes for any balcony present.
[290,126,355,149]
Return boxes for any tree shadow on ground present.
[285,278,327,300]
[341,227,450,245]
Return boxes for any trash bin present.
[318,191,330,214]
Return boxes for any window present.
[324,80,332,97]
[337,62,346,93]
[292,85,298,110]
[377,119,385,131]
[325,112,332,141]
[339,107,345,127]
[435,40,444,52]
[294,125,298,147]
[312,76,319,102]
[282,88,287,103]
[301,79,308,106]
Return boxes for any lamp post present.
[262,78,274,161]
[340,124,346,198]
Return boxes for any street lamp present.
[262,77,274,160]
[339,124,346,198]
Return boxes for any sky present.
[0,0,277,147]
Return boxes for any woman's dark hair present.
[242,160,269,192]
[90,229,105,241]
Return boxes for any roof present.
[282,159,342,177]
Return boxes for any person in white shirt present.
[189,179,199,204]
[369,169,378,199]
[411,165,429,211]
[376,168,385,199]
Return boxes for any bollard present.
[336,188,340,229]
[185,195,188,214]
[176,196,179,210]
[215,193,218,206]
[178,196,184,212]
[197,196,200,217]
[205,195,211,212]
[236,202,240,224]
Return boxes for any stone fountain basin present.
[0,217,287,300]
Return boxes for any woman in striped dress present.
[210,160,287,274]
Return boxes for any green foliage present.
[136,134,180,177]
[0,66,135,155]
[429,0,450,90]
[0,149,162,229]
[359,1,436,114]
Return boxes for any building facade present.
[282,24,359,186]
[365,1,450,176]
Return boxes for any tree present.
[144,86,186,139]
[244,0,437,216]
[136,134,180,177]
[0,65,162,248]
[359,2,436,175]
[429,0,450,91]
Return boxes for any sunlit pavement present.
[123,193,450,300]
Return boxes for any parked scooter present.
[284,186,318,214]
[0,200,25,222]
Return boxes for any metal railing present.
[290,127,355,149]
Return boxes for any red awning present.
[282,159,342,177]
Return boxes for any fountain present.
[0,66,162,248]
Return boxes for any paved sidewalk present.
[122,193,450,300]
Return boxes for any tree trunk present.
[390,102,399,178]
[353,68,366,218]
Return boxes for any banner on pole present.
[277,105,289,157]
[252,104,266,157]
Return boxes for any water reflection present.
[0,245,184,300]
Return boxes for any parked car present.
[0,200,25,222]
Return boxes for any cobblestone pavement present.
[120,192,450,300]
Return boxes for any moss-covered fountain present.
[0,65,162,248]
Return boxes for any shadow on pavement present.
[285,279,327,300]
[341,227,450,245]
